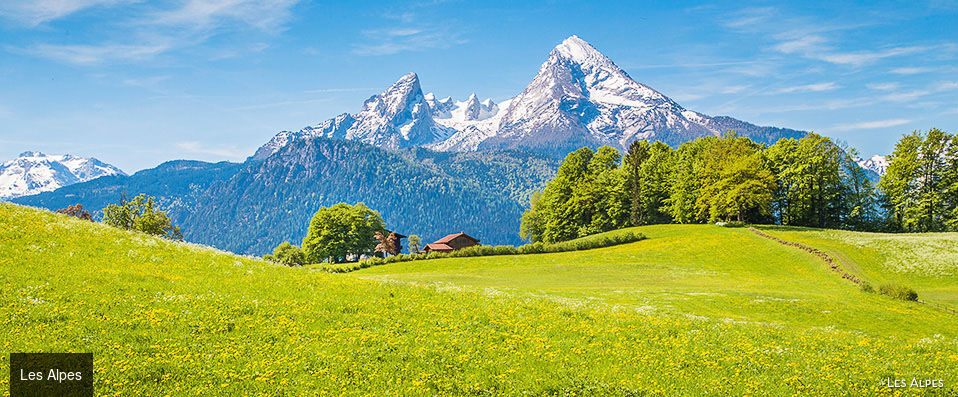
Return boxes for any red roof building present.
[424,232,480,253]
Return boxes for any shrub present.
[877,283,918,301]
[264,242,307,266]
[321,229,647,273]
[859,282,874,293]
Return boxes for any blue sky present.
[0,0,956,172]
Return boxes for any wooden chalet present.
[424,232,480,253]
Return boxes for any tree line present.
[521,128,958,243]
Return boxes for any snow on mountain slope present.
[857,155,888,176]
[428,96,511,152]
[253,35,805,160]
[479,35,803,154]
[0,152,125,199]
[345,72,453,149]
[252,73,456,160]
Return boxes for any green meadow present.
[2,202,957,395]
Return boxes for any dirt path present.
[748,227,958,317]
[748,227,862,285]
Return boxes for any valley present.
[1,203,955,394]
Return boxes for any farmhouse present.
[424,232,480,253]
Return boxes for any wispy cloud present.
[866,82,900,91]
[890,66,935,75]
[176,141,247,158]
[777,82,838,93]
[303,88,375,94]
[773,34,928,66]
[352,25,466,56]
[720,85,749,94]
[11,0,301,65]
[935,81,958,91]
[0,0,134,26]
[831,119,910,131]
[671,92,706,102]
[880,90,929,102]
[816,46,928,66]
[146,0,299,31]
[22,42,170,64]
[122,74,172,90]
[722,7,776,28]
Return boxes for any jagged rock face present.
[345,72,451,149]
[252,35,805,160]
[482,35,792,154]
[0,151,125,199]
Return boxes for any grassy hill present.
[2,202,956,395]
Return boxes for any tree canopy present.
[103,194,183,240]
[302,202,386,263]
[519,128,948,243]
[878,128,958,232]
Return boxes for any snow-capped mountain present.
[857,155,888,176]
[0,152,125,199]
[253,35,805,159]
[480,35,803,154]
[252,73,452,160]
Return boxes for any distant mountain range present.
[0,151,124,199]
[253,35,807,160]
[13,35,876,255]
[15,140,558,254]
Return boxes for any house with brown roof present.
[424,232,480,253]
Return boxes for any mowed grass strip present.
[0,203,956,395]
[358,225,958,339]
[757,225,958,310]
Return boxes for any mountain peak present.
[552,35,608,65]
[1,152,125,199]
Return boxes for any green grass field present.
[2,202,957,395]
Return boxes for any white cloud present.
[866,82,900,91]
[671,93,706,102]
[937,81,958,91]
[0,0,134,25]
[353,25,466,56]
[777,82,838,93]
[176,141,247,159]
[720,85,749,94]
[303,88,374,94]
[890,67,936,75]
[816,46,927,66]
[12,0,301,65]
[23,43,169,64]
[147,0,299,31]
[880,90,929,102]
[773,34,929,66]
[723,7,776,28]
[773,35,828,54]
[831,119,910,131]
